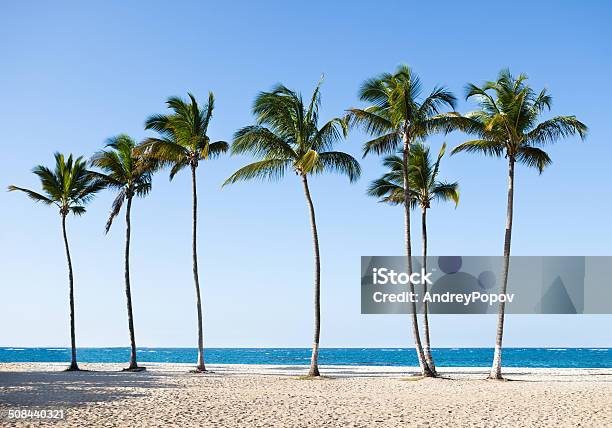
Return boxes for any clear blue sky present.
[1,0,610,348]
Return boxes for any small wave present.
[5,348,25,351]
[47,348,66,351]
[546,348,567,351]
[588,348,609,351]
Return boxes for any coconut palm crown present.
[91,135,158,232]
[452,69,587,170]
[224,81,361,184]
[368,142,459,209]
[141,92,229,175]
[9,153,103,217]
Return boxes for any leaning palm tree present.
[347,65,462,376]
[8,153,103,371]
[224,80,360,376]
[451,69,587,379]
[91,135,159,371]
[368,142,459,375]
[140,93,228,372]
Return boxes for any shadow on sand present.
[0,370,175,407]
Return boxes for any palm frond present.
[526,116,588,146]
[105,189,126,233]
[418,86,457,117]
[362,131,401,157]
[451,139,506,157]
[345,108,394,136]
[70,206,87,216]
[367,177,404,204]
[515,146,551,173]
[7,185,55,206]
[232,126,297,159]
[316,151,361,182]
[205,141,229,159]
[431,182,460,207]
[311,117,347,152]
[139,138,189,167]
[169,158,190,181]
[223,159,290,186]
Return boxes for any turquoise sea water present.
[0,348,610,368]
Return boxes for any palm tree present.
[8,153,103,371]
[140,93,228,372]
[368,142,459,375]
[91,135,159,371]
[223,80,360,377]
[451,69,587,379]
[347,65,462,376]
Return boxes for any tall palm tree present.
[8,153,103,371]
[368,142,459,375]
[140,92,228,372]
[91,135,159,371]
[223,80,361,377]
[451,69,587,379]
[347,65,461,376]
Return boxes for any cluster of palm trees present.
[9,66,586,380]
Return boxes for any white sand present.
[1,363,611,427]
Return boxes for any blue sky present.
[1,0,611,348]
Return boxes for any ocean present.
[0,348,610,368]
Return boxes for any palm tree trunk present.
[61,213,79,371]
[402,136,432,377]
[489,156,515,380]
[124,195,139,370]
[191,164,206,372]
[421,208,436,375]
[301,174,321,377]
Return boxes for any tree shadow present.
[0,370,176,407]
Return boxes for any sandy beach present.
[0,363,610,427]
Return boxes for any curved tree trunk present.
[301,175,321,377]
[61,214,79,371]
[191,164,206,372]
[124,195,140,370]
[402,136,432,377]
[489,156,515,380]
[421,208,437,375]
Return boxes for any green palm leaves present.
[142,92,229,177]
[452,69,587,171]
[224,81,360,185]
[347,65,460,156]
[368,142,459,209]
[91,135,159,232]
[9,153,103,216]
